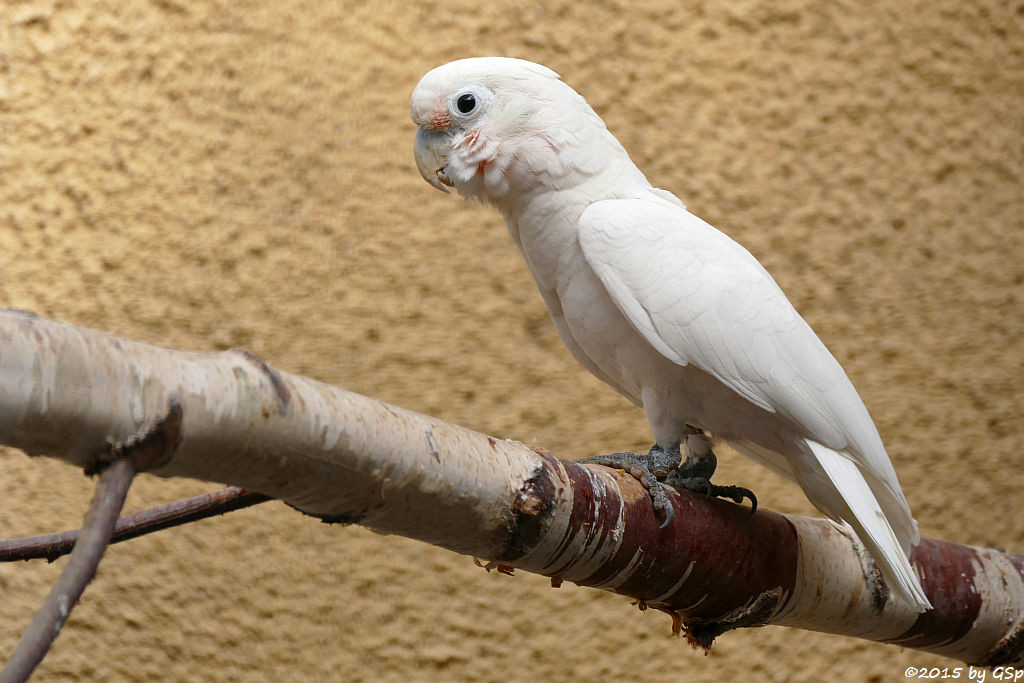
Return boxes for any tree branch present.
[0,309,1021,666]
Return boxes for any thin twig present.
[0,487,273,563]
[0,402,182,683]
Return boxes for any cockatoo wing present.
[577,195,906,510]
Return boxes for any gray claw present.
[658,498,675,528]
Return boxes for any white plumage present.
[412,57,930,611]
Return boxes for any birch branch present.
[0,309,1021,666]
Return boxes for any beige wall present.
[1,1,1021,680]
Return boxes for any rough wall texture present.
[1,0,1021,680]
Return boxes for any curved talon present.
[739,488,758,516]
[658,499,675,529]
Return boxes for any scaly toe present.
[672,475,758,516]
[578,451,677,528]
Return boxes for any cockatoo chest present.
[503,195,658,402]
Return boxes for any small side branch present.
[0,487,271,563]
[0,402,183,683]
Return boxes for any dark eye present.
[456,93,476,114]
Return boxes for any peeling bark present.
[0,309,1021,665]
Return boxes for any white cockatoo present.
[411,57,931,611]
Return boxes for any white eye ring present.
[449,85,492,121]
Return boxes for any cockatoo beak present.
[414,126,453,193]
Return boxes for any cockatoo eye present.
[456,93,476,114]
[449,85,491,121]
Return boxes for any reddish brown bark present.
[503,454,1024,664]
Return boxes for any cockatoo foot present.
[579,445,683,529]
[667,426,757,515]
[579,434,756,526]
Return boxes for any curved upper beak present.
[414,126,454,193]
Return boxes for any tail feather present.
[801,440,931,611]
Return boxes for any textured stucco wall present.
[1,1,1021,680]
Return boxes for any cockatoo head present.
[411,57,617,204]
